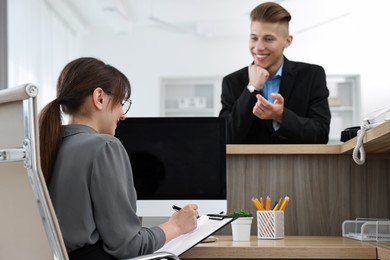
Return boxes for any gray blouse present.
[49,124,165,258]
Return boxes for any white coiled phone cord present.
[352,122,382,165]
[353,107,390,165]
[352,126,368,165]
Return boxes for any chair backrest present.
[0,84,68,260]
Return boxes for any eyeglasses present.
[121,99,132,114]
[104,90,132,114]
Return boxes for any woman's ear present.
[92,87,105,111]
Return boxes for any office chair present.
[0,84,179,260]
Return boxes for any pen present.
[272,200,278,210]
[172,205,182,211]
[207,213,227,217]
[206,213,230,220]
[172,205,200,218]
[273,197,283,211]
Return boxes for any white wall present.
[7,0,76,111]
[77,26,250,117]
[8,0,390,121]
[285,0,390,117]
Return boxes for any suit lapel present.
[279,57,296,106]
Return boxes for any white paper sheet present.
[155,215,234,256]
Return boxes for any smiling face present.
[249,21,292,76]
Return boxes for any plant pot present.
[231,217,253,241]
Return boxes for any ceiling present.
[46,0,353,37]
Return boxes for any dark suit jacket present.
[219,57,331,144]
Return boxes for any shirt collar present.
[62,124,97,138]
[272,63,283,79]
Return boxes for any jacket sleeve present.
[90,138,166,259]
[219,74,258,144]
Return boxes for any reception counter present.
[222,121,390,236]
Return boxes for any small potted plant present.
[229,209,253,241]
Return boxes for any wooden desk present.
[377,243,390,260]
[181,236,378,259]
[223,121,390,236]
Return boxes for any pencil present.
[280,196,290,211]
[265,196,271,210]
[252,197,265,210]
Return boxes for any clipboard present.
[155,215,235,256]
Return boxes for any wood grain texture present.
[377,243,390,260]
[226,121,390,155]
[181,236,377,259]
[222,154,390,236]
[227,144,341,154]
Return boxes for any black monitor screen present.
[115,117,226,200]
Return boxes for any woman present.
[39,57,198,260]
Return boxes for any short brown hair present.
[250,2,291,24]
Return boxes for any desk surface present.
[180,236,378,259]
[377,242,390,260]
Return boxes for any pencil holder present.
[257,211,284,239]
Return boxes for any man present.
[219,2,331,144]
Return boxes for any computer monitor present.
[115,117,227,217]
